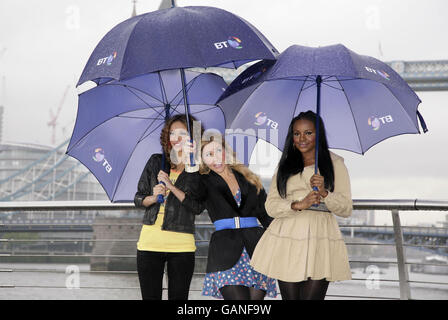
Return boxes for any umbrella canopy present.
[218,44,427,159]
[67,69,227,202]
[77,6,278,86]
[69,5,279,202]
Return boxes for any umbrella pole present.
[180,68,195,167]
[314,75,322,179]
[157,104,171,204]
[313,76,322,207]
[312,75,322,209]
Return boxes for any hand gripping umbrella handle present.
[157,181,166,204]
[312,186,319,207]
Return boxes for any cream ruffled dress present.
[250,152,353,282]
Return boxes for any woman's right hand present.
[153,183,166,197]
[142,184,166,207]
[292,190,320,210]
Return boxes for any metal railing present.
[1,199,448,300]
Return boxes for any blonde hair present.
[199,136,263,194]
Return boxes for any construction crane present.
[47,85,70,146]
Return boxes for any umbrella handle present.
[157,181,166,204]
[312,186,319,207]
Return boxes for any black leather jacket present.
[134,153,203,234]
[181,169,273,273]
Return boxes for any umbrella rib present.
[117,115,164,120]
[321,75,333,81]
[379,81,421,131]
[189,105,223,117]
[168,74,198,106]
[122,85,166,120]
[105,83,165,104]
[337,79,364,153]
[135,109,167,144]
[119,85,169,144]
[139,104,224,142]
[168,76,211,116]
[68,101,164,153]
[325,77,360,82]
[322,82,344,91]
[158,71,169,105]
[166,99,186,117]
[291,76,308,118]
[302,82,317,91]
[166,103,222,119]
[268,77,309,83]
[138,120,167,143]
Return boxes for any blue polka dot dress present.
[202,188,278,299]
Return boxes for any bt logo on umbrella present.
[227,36,243,49]
[254,112,278,129]
[365,66,390,80]
[214,36,243,50]
[368,115,394,131]
[97,51,117,66]
[93,148,113,173]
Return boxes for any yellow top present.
[137,170,196,253]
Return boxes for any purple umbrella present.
[67,69,227,202]
[77,6,278,86]
[69,4,278,202]
[218,44,428,176]
[76,4,277,145]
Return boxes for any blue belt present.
[213,217,259,231]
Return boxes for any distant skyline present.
[0,0,447,226]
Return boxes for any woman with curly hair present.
[134,114,204,300]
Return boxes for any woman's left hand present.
[310,174,328,198]
[157,170,174,191]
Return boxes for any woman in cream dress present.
[250,111,353,300]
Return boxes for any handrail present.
[0,199,447,300]
[1,198,447,212]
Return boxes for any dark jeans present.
[136,250,195,300]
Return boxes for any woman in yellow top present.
[250,111,353,300]
[134,114,203,300]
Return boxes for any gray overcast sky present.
[0,0,447,225]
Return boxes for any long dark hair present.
[276,111,334,198]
